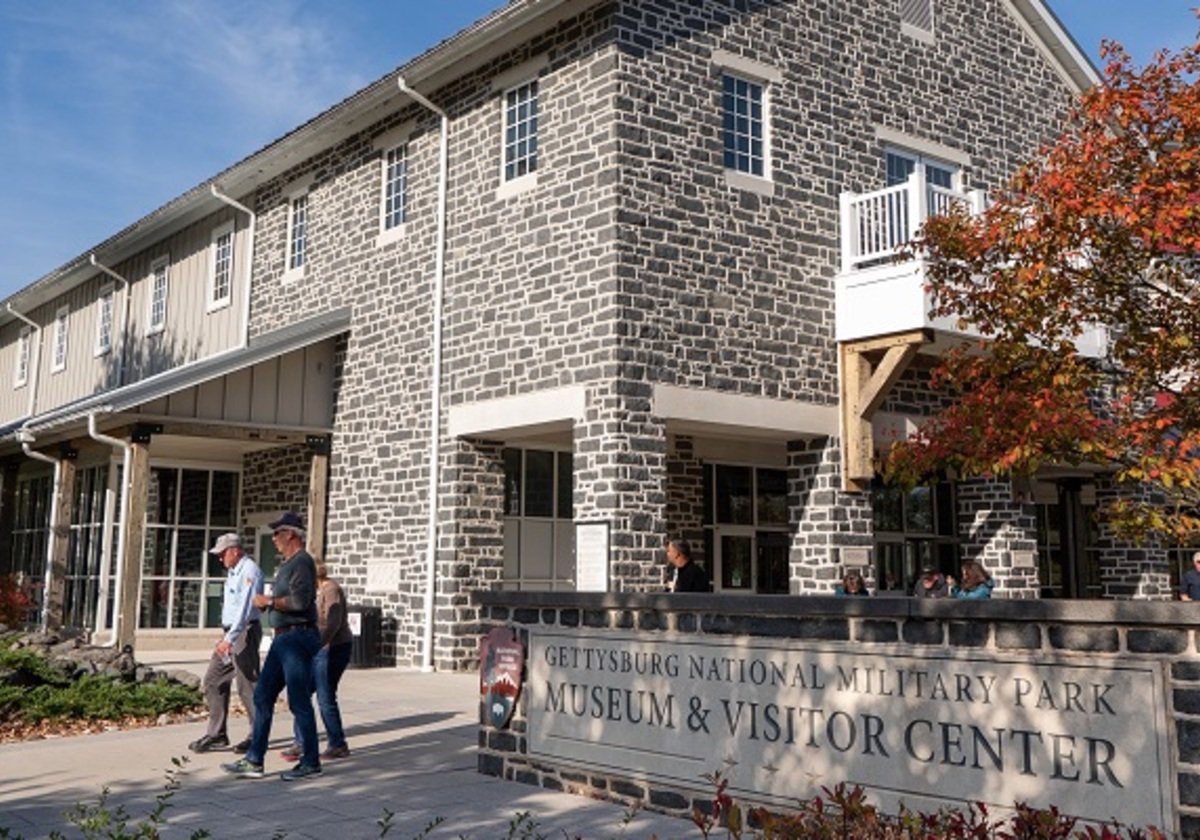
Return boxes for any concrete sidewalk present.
[0,653,694,839]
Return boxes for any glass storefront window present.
[872,481,958,593]
[502,447,574,591]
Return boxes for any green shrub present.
[1,674,199,723]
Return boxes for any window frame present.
[207,222,235,313]
[283,187,309,282]
[14,324,31,388]
[95,284,115,357]
[147,255,169,335]
[501,446,575,591]
[899,0,935,42]
[712,50,780,196]
[703,461,791,595]
[51,305,69,373]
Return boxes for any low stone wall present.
[474,592,1200,837]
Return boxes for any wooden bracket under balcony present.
[839,329,933,492]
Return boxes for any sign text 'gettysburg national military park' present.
[528,631,1172,827]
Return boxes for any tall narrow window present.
[148,256,169,334]
[503,80,539,182]
[208,222,234,311]
[51,306,69,373]
[382,144,408,232]
[722,73,766,177]
[900,0,934,34]
[286,192,308,277]
[95,285,114,356]
[14,325,30,388]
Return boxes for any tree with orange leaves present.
[886,34,1200,543]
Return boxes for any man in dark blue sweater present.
[223,511,323,781]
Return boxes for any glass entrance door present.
[713,530,789,594]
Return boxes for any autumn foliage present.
[886,31,1200,543]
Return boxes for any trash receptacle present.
[347,606,381,668]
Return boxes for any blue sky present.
[0,0,1195,301]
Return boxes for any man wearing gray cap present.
[189,532,263,753]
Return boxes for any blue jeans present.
[248,626,321,768]
[295,641,353,750]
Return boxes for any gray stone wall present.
[788,437,873,592]
[1094,477,1172,599]
[233,0,1085,664]
[956,477,1040,598]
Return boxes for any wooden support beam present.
[840,330,932,492]
[117,440,150,651]
[44,455,78,632]
[307,446,330,561]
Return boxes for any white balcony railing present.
[838,170,986,275]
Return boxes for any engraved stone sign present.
[528,630,1172,827]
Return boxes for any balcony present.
[834,172,1108,358]
[835,170,986,344]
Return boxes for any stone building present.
[0,0,1168,667]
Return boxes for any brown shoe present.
[279,743,302,762]
[321,745,351,760]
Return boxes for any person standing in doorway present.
[222,511,322,781]
[1180,551,1200,601]
[189,532,262,754]
[281,561,354,761]
[666,538,711,593]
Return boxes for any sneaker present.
[280,743,302,762]
[321,745,351,760]
[188,734,229,753]
[232,738,252,754]
[280,763,322,781]
[221,758,265,779]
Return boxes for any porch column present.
[117,437,150,651]
[44,445,79,632]
[789,437,874,593]
[0,460,19,573]
[956,477,1039,599]
[306,435,330,559]
[1094,478,1171,599]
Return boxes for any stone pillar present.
[1093,478,1171,600]
[790,437,873,594]
[43,447,78,632]
[956,477,1039,599]
[664,435,707,571]
[440,437,506,669]
[573,381,667,592]
[117,438,150,651]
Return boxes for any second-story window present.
[51,305,69,373]
[286,192,308,277]
[95,285,114,356]
[900,0,934,37]
[503,79,539,182]
[208,222,234,311]
[722,73,766,177]
[148,256,169,334]
[382,144,408,232]
[14,325,30,388]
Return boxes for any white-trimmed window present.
[900,0,935,40]
[148,256,169,334]
[95,285,114,356]
[503,79,539,183]
[285,190,308,280]
[382,144,408,233]
[51,305,69,373]
[208,222,234,311]
[714,51,779,195]
[14,325,31,388]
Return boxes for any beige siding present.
[127,342,336,429]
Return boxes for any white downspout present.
[210,185,256,349]
[399,76,449,673]
[88,412,131,647]
[6,305,43,419]
[89,255,131,387]
[15,429,59,632]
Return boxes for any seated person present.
[835,569,870,596]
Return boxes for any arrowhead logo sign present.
[479,627,525,729]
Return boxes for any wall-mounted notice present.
[574,522,609,592]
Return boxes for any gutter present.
[87,412,131,647]
[210,185,257,349]
[398,76,449,673]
